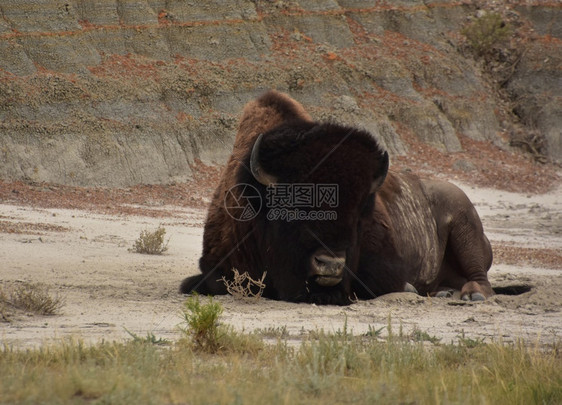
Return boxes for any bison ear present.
[370,151,389,194]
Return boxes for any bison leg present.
[446,210,494,301]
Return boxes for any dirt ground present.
[1,168,560,349]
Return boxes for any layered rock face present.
[0,1,559,186]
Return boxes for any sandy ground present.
[1,181,560,349]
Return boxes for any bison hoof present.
[436,290,454,298]
[461,292,486,301]
[472,292,486,301]
[404,282,418,294]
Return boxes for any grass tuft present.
[411,328,442,344]
[457,329,486,348]
[124,328,171,346]
[255,326,289,339]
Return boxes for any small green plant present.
[457,330,486,348]
[180,294,223,352]
[255,325,289,339]
[364,324,385,338]
[462,12,512,57]
[0,283,64,317]
[411,328,442,344]
[131,226,169,255]
[386,313,403,341]
[124,328,170,346]
[179,294,263,354]
[221,268,267,301]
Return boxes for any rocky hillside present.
[0,0,560,187]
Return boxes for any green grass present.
[411,328,441,344]
[124,328,171,346]
[1,299,560,405]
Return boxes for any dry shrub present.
[0,283,64,318]
[509,128,548,163]
[462,12,512,57]
[222,269,267,301]
[0,291,8,322]
[131,226,169,255]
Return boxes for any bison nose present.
[310,252,346,287]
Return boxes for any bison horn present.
[250,133,277,186]
[370,151,389,194]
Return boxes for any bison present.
[180,90,494,305]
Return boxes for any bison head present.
[237,120,388,305]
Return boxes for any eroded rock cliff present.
[0,1,560,186]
